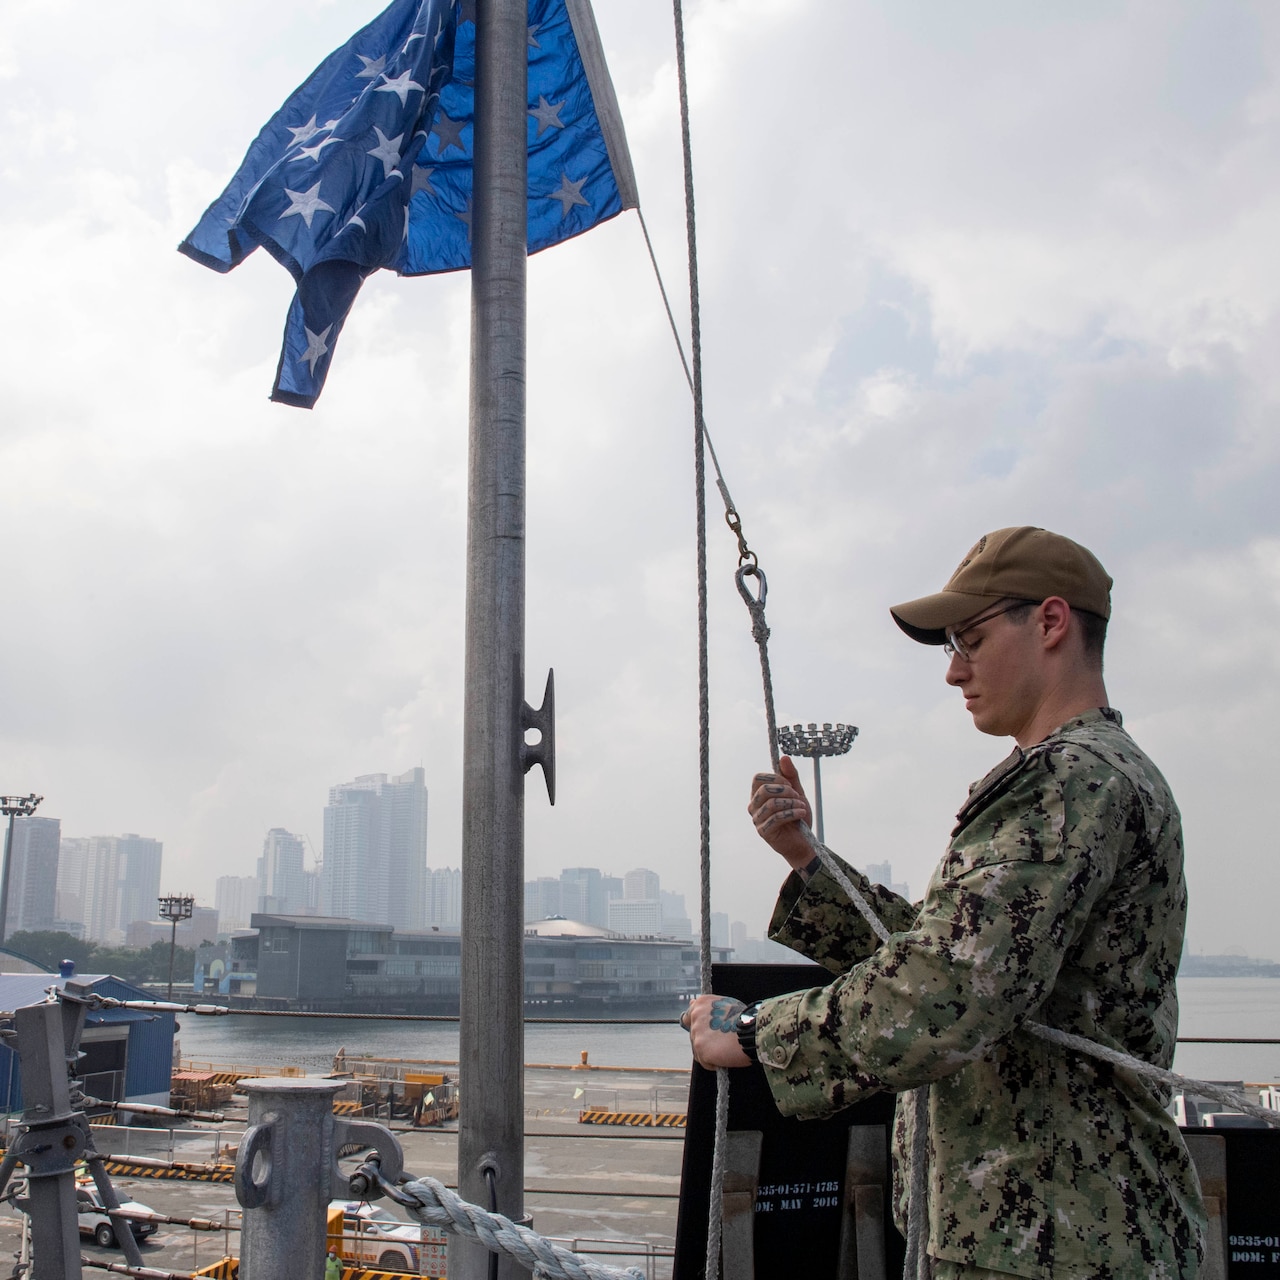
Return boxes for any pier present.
[0,1065,688,1280]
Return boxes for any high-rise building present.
[659,889,692,940]
[710,911,730,949]
[55,837,90,931]
[426,867,462,927]
[215,875,260,933]
[4,815,61,936]
[611,867,661,936]
[57,834,162,943]
[607,897,663,935]
[323,769,428,930]
[84,840,123,942]
[623,867,660,901]
[303,866,322,913]
[524,877,561,922]
[258,829,308,915]
[864,860,910,900]
[559,867,609,928]
[116,836,163,938]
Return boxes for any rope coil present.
[395,1176,645,1280]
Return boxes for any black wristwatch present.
[735,1001,762,1063]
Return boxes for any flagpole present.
[458,0,528,1275]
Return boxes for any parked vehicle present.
[11,1178,158,1249]
[330,1199,447,1273]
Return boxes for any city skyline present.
[1,3,1277,955]
[22,789,911,947]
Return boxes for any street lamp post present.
[157,895,195,999]
[775,723,858,845]
[0,794,43,946]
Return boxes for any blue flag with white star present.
[181,0,637,408]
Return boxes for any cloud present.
[0,0,1275,959]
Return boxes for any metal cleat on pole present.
[521,668,556,805]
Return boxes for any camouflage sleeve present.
[768,853,921,976]
[753,750,1139,1117]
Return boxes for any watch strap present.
[735,1000,762,1063]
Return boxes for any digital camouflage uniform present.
[753,708,1206,1279]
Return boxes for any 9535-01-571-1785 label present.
[754,1180,842,1213]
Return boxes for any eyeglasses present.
[943,600,1038,661]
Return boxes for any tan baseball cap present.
[890,526,1112,645]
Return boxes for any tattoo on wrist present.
[708,997,745,1033]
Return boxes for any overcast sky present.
[1,0,1277,957]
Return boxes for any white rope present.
[808,831,1280,1277]
[1027,1023,1280,1127]
[399,1177,645,1280]
[807,836,931,1280]
[812,834,1280,1123]
[706,1069,730,1275]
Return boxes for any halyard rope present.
[666,1,732,1278]
[634,206,741,535]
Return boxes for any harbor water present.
[173,977,1280,1084]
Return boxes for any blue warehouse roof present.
[0,973,176,1112]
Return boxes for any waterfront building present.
[215,874,259,933]
[323,769,428,930]
[524,918,696,1005]
[258,828,309,914]
[4,815,61,935]
[241,912,731,1012]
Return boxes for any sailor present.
[685,526,1207,1279]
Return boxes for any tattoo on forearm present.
[708,997,745,1033]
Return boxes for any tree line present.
[5,930,198,988]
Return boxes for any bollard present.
[235,1077,406,1280]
